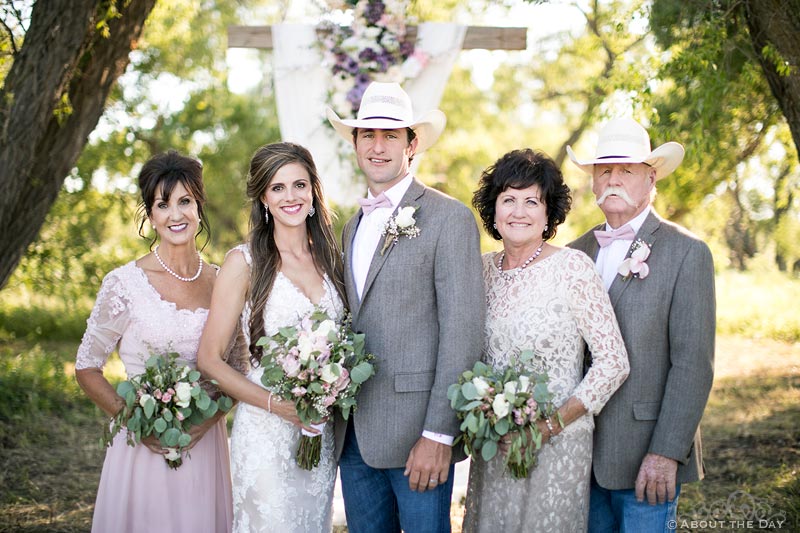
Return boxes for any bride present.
[198,142,346,533]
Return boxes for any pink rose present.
[322,395,336,407]
[161,393,172,403]
[176,411,185,421]
[154,389,162,400]
[292,386,307,397]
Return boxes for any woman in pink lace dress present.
[463,149,630,532]
[75,151,233,533]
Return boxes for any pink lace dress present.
[464,249,629,533]
[76,261,233,533]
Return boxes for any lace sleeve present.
[75,270,132,370]
[566,251,630,414]
[226,244,252,267]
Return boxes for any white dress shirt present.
[352,174,413,299]
[595,207,651,290]
[352,174,454,446]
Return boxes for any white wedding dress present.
[228,245,344,533]
[464,249,629,533]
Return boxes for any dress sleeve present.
[75,271,132,370]
[566,251,630,414]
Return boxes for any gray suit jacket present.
[335,178,485,469]
[569,210,715,490]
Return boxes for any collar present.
[366,174,413,208]
[605,206,650,234]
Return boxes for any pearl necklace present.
[496,244,543,282]
[154,245,203,282]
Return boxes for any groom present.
[327,82,485,533]
[568,118,715,532]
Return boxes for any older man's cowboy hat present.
[326,82,446,154]
[567,117,685,180]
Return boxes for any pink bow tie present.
[594,224,636,247]
[358,192,393,215]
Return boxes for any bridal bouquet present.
[447,350,558,479]
[104,353,234,469]
[257,308,375,470]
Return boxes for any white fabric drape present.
[271,23,466,205]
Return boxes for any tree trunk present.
[0,0,157,289]
[744,0,800,160]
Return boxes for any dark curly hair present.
[472,148,571,241]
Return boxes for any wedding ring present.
[429,477,438,484]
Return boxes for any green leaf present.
[188,370,201,382]
[143,397,156,419]
[494,418,510,436]
[196,395,211,411]
[177,433,192,448]
[162,409,173,422]
[462,400,484,411]
[481,439,498,462]
[153,418,167,433]
[163,428,181,447]
[116,380,135,398]
[465,412,479,434]
[350,362,374,384]
[461,382,479,400]
[308,382,324,394]
[218,396,233,412]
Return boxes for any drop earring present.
[263,203,269,223]
[492,222,497,229]
[308,205,316,218]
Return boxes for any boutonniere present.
[380,206,420,255]
[618,239,651,280]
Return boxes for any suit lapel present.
[359,178,425,304]
[608,211,661,306]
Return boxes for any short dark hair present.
[351,127,417,163]
[472,148,571,241]
[137,150,210,249]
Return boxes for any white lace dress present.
[463,249,629,533]
[228,245,344,533]
[75,262,233,533]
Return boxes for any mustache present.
[596,187,636,207]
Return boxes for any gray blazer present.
[335,178,485,469]
[569,210,715,490]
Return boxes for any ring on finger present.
[429,477,438,484]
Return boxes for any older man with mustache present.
[568,118,715,533]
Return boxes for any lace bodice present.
[76,262,209,375]
[227,244,344,533]
[482,248,628,416]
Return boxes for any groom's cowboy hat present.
[326,82,446,154]
[566,117,685,180]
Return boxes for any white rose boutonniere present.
[380,206,420,255]
[618,239,651,280]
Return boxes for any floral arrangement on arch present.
[318,0,428,117]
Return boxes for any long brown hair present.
[245,142,346,366]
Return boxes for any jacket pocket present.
[633,401,661,421]
[394,371,435,392]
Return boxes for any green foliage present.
[0,343,93,443]
[716,270,800,343]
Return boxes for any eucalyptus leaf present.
[481,439,498,461]
[154,418,167,433]
[163,428,181,447]
[350,362,374,384]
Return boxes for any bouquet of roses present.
[257,308,375,470]
[104,352,234,469]
[447,350,558,479]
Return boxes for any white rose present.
[179,365,191,379]
[503,381,518,398]
[164,448,181,462]
[471,376,490,397]
[492,394,510,418]
[297,334,314,363]
[174,381,192,408]
[320,362,343,384]
[138,393,153,408]
[316,319,337,339]
[395,206,416,228]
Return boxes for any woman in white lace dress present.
[463,149,630,533]
[75,151,233,533]
[198,142,346,533]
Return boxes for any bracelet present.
[267,392,273,413]
[544,416,555,437]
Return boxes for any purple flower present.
[364,1,385,25]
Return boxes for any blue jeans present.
[589,474,681,533]
[339,422,454,533]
